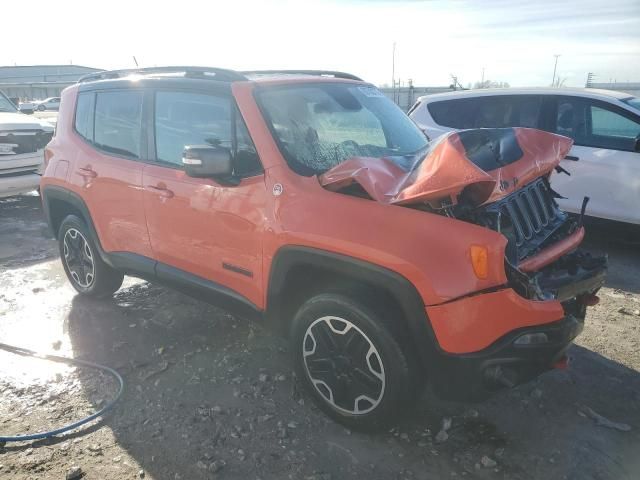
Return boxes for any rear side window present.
[154,91,261,176]
[428,99,477,129]
[74,92,94,141]
[428,95,542,129]
[94,91,143,158]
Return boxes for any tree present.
[551,77,567,87]
[473,80,510,89]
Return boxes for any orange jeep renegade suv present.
[41,67,606,429]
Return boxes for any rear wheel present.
[37,104,46,111]
[58,215,123,297]
[290,293,419,430]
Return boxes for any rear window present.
[94,91,143,158]
[428,95,542,129]
[74,92,94,141]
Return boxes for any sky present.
[1,0,639,88]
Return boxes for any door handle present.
[77,167,97,178]
[564,155,579,161]
[145,184,174,199]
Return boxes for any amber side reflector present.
[470,245,489,279]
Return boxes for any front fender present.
[266,171,508,306]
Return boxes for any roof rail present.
[77,66,247,84]
[241,70,363,81]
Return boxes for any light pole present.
[551,54,561,87]
[392,42,396,103]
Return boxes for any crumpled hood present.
[320,128,573,207]
[0,111,54,132]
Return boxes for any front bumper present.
[0,172,41,198]
[429,313,583,401]
[422,238,606,402]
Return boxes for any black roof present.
[78,66,362,84]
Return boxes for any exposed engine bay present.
[319,127,607,304]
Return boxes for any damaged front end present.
[320,127,607,312]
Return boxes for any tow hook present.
[553,355,569,370]
[484,365,517,388]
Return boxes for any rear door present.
[70,89,153,258]
[142,87,266,307]
[546,95,640,224]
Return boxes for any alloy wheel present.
[63,228,95,288]
[303,316,385,415]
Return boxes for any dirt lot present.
[1,193,639,480]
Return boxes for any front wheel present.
[58,215,124,298]
[290,293,419,430]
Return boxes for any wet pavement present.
[1,193,639,479]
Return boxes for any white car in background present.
[18,100,38,113]
[409,88,640,225]
[32,97,61,111]
[0,91,54,198]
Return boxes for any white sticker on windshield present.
[358,86,385,98]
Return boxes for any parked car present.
[409,88,640,225]
[18,100,38,114]
[41,67,606,429]
[0,90,54,198]
[33,97,61,111]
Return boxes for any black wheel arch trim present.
[41,185,115,268]
[265,245,441,372]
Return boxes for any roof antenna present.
[133,56,139,67]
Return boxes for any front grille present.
[0,130,52,155]
[484,178,567,261]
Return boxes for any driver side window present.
[590,105,640,151]
[154,91,262,176]
[554,97,640,152]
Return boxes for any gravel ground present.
[1,193,639,480]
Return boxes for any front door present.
[547,96,640,224]
[142,89,266,307]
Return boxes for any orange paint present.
[42,75,589,357]
[427,289,564,354]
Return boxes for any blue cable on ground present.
[0,342,124,443]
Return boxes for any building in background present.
[589,82,640,97]
[380,84,455,111]
[384,82,640,113]
[0,65,102,102]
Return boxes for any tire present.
[37,104,46,111]
[58,215,124,298]
[290,293,420,431]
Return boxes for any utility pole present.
[551,54,561,87]
[481,67,485,85]
[391,42,396,103]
